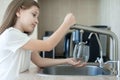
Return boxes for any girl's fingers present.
[66,58,87,67]
[75,62,87,67]
[72,59,87,67]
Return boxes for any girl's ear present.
[16,8,22,17]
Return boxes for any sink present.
[41,64,111,76]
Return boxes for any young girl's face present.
[15,6,39,33]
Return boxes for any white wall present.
[0,0,12,25]
[38,0,99,38]
[99,0,120,59]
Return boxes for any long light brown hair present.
[0,0,40,35]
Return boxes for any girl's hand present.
[65,58,86,67]
[63,13,76,28]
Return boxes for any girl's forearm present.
[38,58,68,67]
[31,52,68,68]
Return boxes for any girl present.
[0,0,86,80]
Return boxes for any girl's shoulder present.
[1,27,28,39]
[7,27,21,33]
[6,27,27,36]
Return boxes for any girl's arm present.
[22,13,76,51]
[31,51,86,68]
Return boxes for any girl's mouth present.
[32,24,36,28]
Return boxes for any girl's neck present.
[13,24,24,33]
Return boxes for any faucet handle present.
[95,57,103,63]
[95,57,104,68]
[95,57,100,63]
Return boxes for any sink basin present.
[41,64,111,76]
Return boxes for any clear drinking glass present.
[73,42,89,62]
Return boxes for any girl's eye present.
[32,13,36,17]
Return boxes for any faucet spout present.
[88,32,104,68]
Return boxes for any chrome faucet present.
[88,32,104,68]
[71,24,119,77]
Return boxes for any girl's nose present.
[35,18,39,24]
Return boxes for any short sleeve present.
[5,28,31,53]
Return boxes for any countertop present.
[17,65,119,80]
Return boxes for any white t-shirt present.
[0,27,31,80]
